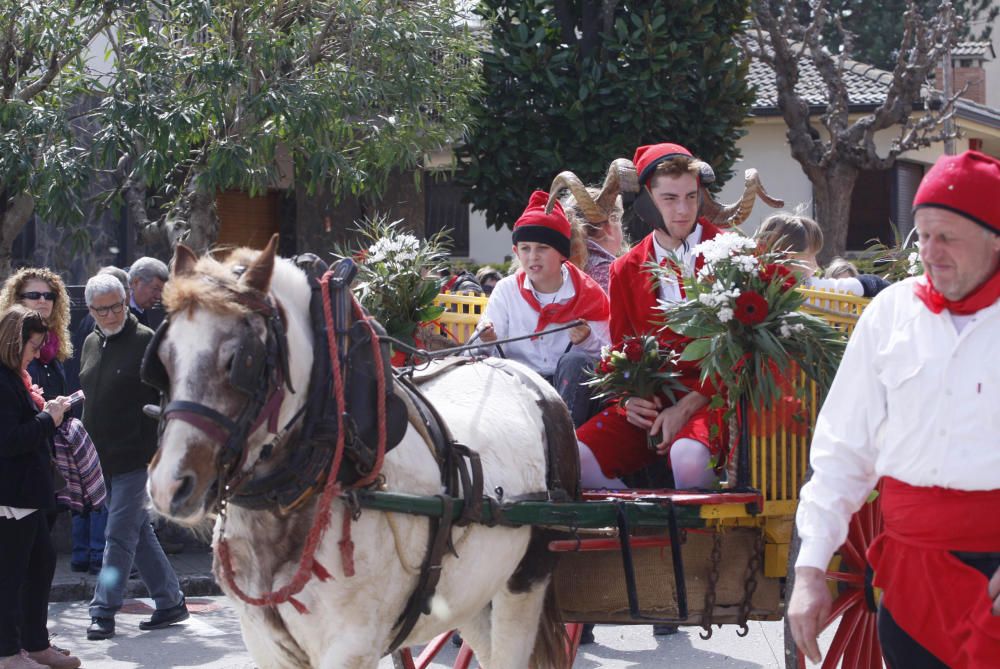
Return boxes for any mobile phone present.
[68,389,85,406]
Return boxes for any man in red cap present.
[476,190,610,426]
[788,150,1000,668]
[575,143,726,491]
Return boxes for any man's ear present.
[511,244,518,256]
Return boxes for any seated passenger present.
[576,143,726,490]
[475,191,610,427]
[755,214,890,297]
[825,256,859,279]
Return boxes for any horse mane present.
[162,247,267,318]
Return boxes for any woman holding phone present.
[0,305,81,669]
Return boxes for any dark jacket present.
[0,365,58,510]
[79,313,159,478]
[28,358,68,401]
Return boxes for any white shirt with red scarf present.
[480,265,610,376]
[795,277,1000,570]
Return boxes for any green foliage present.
[91,0,482,218]
[852,224,922,281]
[807,0,997,70]
[458,0,754,230]
[659,232,846,414]
[0,2,112,228]
[336,216,451,346]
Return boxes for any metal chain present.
[736,528,766,637]
[699,529,724,640]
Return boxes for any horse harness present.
[140,256,489,652]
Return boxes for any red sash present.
[867,477,1000,668]
[516,262,610,334]
[913,268,1000,314]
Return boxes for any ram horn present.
[594,158,640,212]
[546,171,604,223]
[701,168,785,229]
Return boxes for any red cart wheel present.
[398,623,583,669]
[786,483,884,669]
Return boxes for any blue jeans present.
[89,468,183,618]
[71,507,108,566]
[547,349,598,428]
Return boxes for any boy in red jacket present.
[577,143,725,489]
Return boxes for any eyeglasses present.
[20,291,56,302]
[89,302,125,317]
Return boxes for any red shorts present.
[576,401,725,480]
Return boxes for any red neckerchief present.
[20,369,44,410]
[867,478,1000,667]
[516,262,610,334]
[659,256,687,300]
[913,268,1000,315]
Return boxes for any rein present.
[216,268,389,614]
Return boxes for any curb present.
[50,574,222,603]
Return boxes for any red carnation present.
[760,264,796,292]
[597,359,613,374]
[734,291,768,325]
[624,339,643,362]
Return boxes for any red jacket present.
[607,219,723,395]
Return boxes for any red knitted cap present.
[913,150,1000,234]
[512,190,572,258]
[633,143,694,186]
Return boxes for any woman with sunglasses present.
[0,305,80,669]
[0,269,74,403]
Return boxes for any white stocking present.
[669,438,717,489]
[578,440,626,489]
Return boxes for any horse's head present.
[146,235,313,525]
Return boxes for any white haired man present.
[788,151,1000,668]
[79,274,187,641]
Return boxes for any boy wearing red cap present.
[788,150,1000,669]
[476,191,610,426]
[575,143,726,491]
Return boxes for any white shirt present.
[652,225,703,304]
[795,277,1000,570]
[479,265,610,376]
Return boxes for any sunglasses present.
[20,291,57,302]
[90,302,125,317]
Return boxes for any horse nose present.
[169,473,197,516]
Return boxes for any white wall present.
[467,207,514,264]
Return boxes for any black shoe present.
[87,617,115,640]
[139,597,190,630]
[451,632,463,648]
[70,562,89,573]
[579,624,595,645]
[653,623,679,636]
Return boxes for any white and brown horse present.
[144,237,576,669]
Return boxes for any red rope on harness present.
[216,271,389,613]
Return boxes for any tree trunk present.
[142,177,219,256]
[0,192,36,282]
[808,164,858,264]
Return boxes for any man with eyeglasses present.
[78,274,187,642]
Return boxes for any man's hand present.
[650,404,690,455]
[568,322,591,345]
[476,320,497,343]
[623,396,661,430]
[787,566,832,664]
[990,565,1000,616]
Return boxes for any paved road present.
[47,596,844,668]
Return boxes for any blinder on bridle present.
[141,318,268,398]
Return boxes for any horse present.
[144,235,579,669]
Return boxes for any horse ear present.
[240,234,278,293]
[172,243,198,277]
